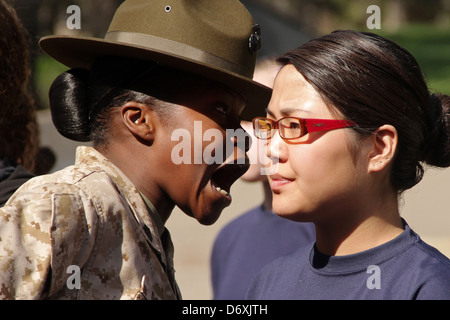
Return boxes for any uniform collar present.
[139,191,165,237]
[75,146,167,259]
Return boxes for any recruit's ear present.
[367,124,398,173]
[121,102,154,143]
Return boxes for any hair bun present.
[49,68,92,142]
[422,93,450,167]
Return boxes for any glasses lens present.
[254,118,272,139]
[279,118,302,139]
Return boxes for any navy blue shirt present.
[211,205,315,300]
[246,222,450,300]
[0,159,34,207]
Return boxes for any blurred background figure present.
[0,0,56,207]
[0,0,38,206]
[210,58,315,300]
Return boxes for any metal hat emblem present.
[248,24,261,54]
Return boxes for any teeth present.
[215,186,230,197]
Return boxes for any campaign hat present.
[39,0,271,120]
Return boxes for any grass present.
[33,54,68,109]
[378,23,450,95]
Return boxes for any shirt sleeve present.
[0,183,97,299]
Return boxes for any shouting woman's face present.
[151,77,249,225]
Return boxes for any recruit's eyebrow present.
[265,106,312,118]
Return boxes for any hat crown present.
[108,0,257,78]
[39,0,271,121]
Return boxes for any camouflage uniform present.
[0,146,181,300]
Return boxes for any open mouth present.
[210,160,249,200]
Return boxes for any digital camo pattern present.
[0,146,181,300]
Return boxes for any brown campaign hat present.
[39,0,271,120]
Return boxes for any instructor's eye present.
[214,104,230,115]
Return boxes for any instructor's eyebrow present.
[265,107,274,118]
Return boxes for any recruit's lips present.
[269,174,294,192]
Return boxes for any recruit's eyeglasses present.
[252,116,356,140]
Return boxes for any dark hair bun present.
[49,68,91,142]
[424,93,450,167]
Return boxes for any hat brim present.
[39,35,271,121]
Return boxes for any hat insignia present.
[248,24,261,54]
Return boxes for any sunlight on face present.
[266,65,368,223]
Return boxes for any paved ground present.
[38,109,450,300]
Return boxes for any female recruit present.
[247,30,450,299]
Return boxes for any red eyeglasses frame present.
[252,116,356,140]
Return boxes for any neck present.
[314,193,404,256]
[96,144,175,224]
[262,180,273,211]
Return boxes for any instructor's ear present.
[121,102,154,142]
[367,124,398,173]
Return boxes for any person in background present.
[0,0,270,299]
[210,58,315,300]
[246,30,450,300]
[0,0,41,206]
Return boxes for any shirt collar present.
[139,191,165,237]
[309,220,416,275]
